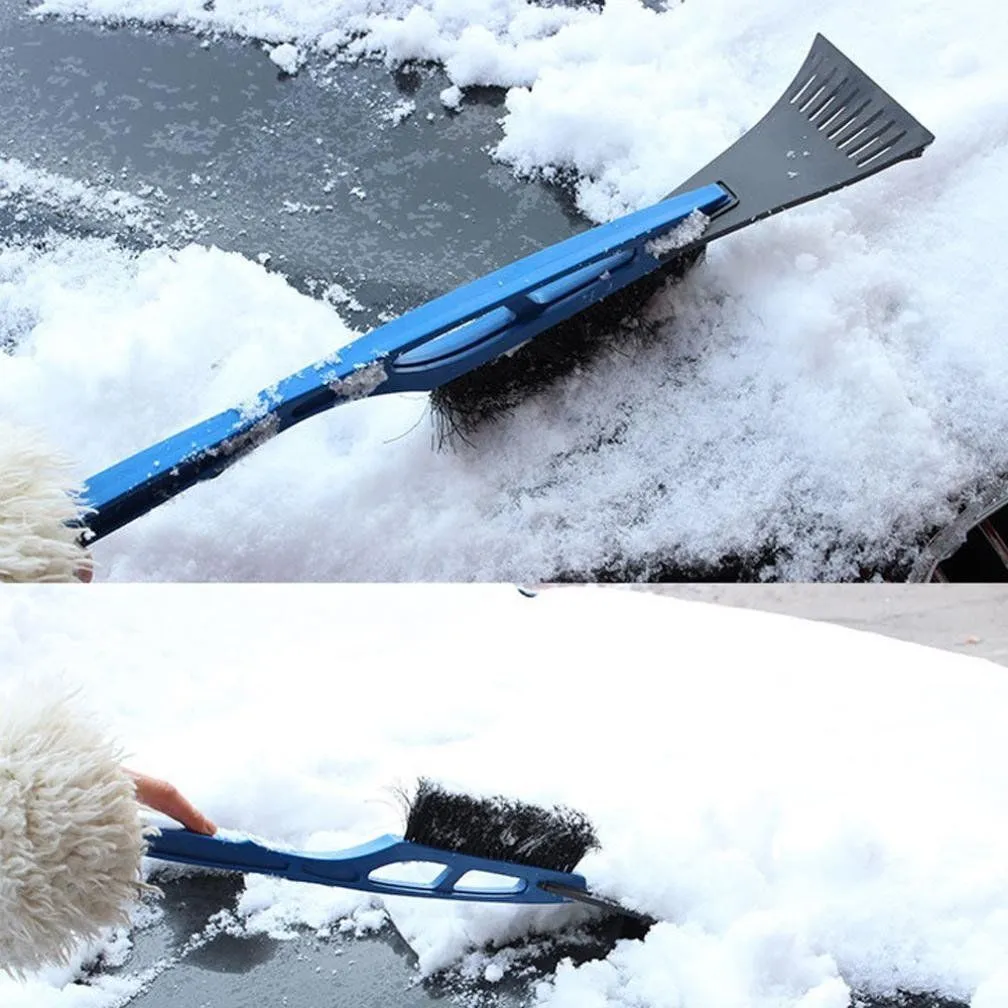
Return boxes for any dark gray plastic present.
[669,34,935,242]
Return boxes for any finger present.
[155,786,217,835]
[127,771,217,835]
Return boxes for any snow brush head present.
[403,778,599,874]
[430,251,700,443]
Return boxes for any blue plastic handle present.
[81,183,733,540]
[146,828,590,905]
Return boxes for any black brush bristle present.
[430,248,703,443]
[403,778,599,874]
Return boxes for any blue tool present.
[80,35,933,542]
[147,827,590,906]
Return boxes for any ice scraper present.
[79,34,934,542]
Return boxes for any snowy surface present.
[0,158,154,232]
[2,586,1008,1007]
[2,0,1008,580]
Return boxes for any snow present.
[2,586,1008,1007]
[0,158,153,232]
[0,237,360,477]
[269,41,304,74]
[382,97,416,124]
[645,210,709,257]
[440,83,463,110]
[1,0,1007,582]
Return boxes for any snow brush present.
[146,779,649,925]
[78,34,933,542]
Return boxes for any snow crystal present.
[281,200,322,214]
[0,156,156,232]
[269,42,304,75]
[440,84,463,110]
[321,281,364,312]
[644,209,709,257]
[324,360,387,400]
[382,98,416,125]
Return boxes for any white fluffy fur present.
[0,694,147,977]
[0,421,92,583]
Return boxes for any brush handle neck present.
[80,183,731,541]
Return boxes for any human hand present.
[125,770,217,835]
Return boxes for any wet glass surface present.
[105,875,559,1007]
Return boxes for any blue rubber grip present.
[146,828,589,905]
[81,183,733,540]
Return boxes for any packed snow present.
[440,83,463,110]
[2,586,1008,1007]
[268,41,305,74]
[2,0,1007,580]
